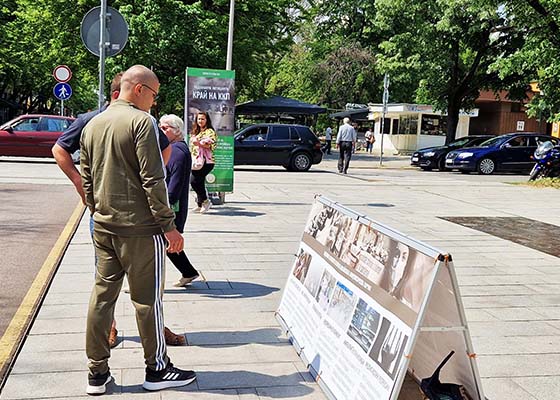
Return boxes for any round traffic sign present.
[53,65,72,83]
[80,6,128,57]
[53,82,72,100]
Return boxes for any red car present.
[0,114,75,158]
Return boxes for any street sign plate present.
[53,83,72,100]
[53,65,72,83]
[80,6,128,57]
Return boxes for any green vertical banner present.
[185,67,235,192]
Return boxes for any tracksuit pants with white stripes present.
[86,231,169,375]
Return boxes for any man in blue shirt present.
[336,117,357,174]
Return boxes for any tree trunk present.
[446,99,461,144]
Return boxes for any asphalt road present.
[0,160,78,339]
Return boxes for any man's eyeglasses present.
[141,84,158,101]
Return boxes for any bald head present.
[118,65,160,111]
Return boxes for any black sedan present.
[234,123,323,171]
[411,135,493,171]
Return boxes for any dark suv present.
[234,123,323,171]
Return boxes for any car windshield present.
[449,138,470,147]
[479,136,507,147]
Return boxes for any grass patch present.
[524,177,560,188]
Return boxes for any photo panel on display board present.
[305,202,339,246]
[368,318,409,380]
[293,248,313,283]
[347,298,381,353]
[303,257,326,298]
[326,282,357,331]
[315,269,337,311]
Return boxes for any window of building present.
[397,115,418,135]
[420,114,446,136]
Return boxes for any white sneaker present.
[173,275,200,287]
[200,200,211,213]
[193,205,201,212]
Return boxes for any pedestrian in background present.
[159,114,200,288]
[324,126,332,155]
[81,65,196,395]
[336,117,357,174]
[365,127,374,153]
[190,111,217,213]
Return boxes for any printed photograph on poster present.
[353,228,390,285]
[186,77,235,135]
[389,248,436,312]
[315,269,337,311]
[304,202,340,245]
[302,257,325,298]
[347,299,381,353]
[326,282,357,330]
[326,215,358,259]
[293,248,312,283]
[368,317,409,379]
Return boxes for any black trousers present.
[167,250,198,278]
[190,162,214,206]
[338,141,353,173]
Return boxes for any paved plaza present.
[1,153,559,400]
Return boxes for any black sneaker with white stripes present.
[86,370,112,395]
[142,363,196,391]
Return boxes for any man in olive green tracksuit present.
[80,65,195,395]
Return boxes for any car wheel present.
[437,157,446,171]
[477,158,495,175]
[290,152,312,172]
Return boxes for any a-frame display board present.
[276,196,485,400]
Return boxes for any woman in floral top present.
[190,111,217,213]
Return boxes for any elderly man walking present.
[80,65,196,395]
[336,117,357,174]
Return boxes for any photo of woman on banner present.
[391,249,437,313]
[380,241,410,295]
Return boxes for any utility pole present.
[380,73,390,166]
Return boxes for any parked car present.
[234,123,323,171]
[0,114,75,158]
[445,133,559,175]
[411,135,493,171]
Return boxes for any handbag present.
[192,152,204,170]
[420,351,472,400]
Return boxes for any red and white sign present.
[53,65,72,83]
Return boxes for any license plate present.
[411,157,419,162]
[446,159,452,164]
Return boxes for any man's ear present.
[111,90,120,100]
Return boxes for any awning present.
[236,95,326,115]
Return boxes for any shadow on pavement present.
[116,371,313,397]
[165,281,280,299]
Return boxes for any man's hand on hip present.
[164,229,184,253]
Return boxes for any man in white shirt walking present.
[336,117,357,174]
[323,126,332,155]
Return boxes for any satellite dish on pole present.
[80,6,128,57]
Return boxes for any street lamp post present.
[226,0,235,70]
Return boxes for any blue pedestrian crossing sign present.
[53,82,72,100]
